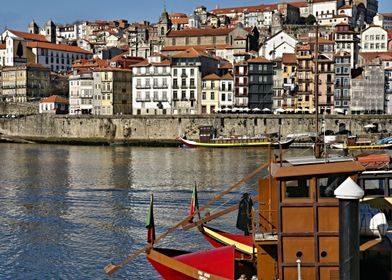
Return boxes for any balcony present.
[153,84,169,89]
[136,85,151,89]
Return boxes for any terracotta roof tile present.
[170,13,188,18]
[171,18,189,25]
[282,53,297,64]
[162,44,231,52]
[219,63,233,69]
[203,73,221,80]
[0,43,6,49]
[359,51,392,62]
[27,42,92,54]
[93,67,132,72]
[40,95,69,104]
[289,1,307,8]
[167,27,252,37]
[247,56,271,63]
[172,47,210,58]
[211,3,278,14]
[72,58,109,68]
[221,73,234,80]
[9,30,48,42]
[133,58,171,67]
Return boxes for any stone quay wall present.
[0,102,39,116]
[1,114,392,145]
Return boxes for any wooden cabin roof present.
[271,160,365,179]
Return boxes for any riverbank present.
[0,114,391,146]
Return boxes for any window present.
[154,91,158,100]
[190,69,194,76]
[335,89,341,98]
[228,83,232,91]
[222,93,226,101]
[318,176,348,198]
[211,92,215,100]
[182,78,186,87]
[181,90,186,99]
[285,179,310,198]
[190,78,195,87]
[145,92,150,101]
[190,90,195,100]
[222,83,226,91]
[173,91,178,99]
[174,69,177,76]
[202,92,206,100]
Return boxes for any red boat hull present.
[147,246,235,280]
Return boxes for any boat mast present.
[314,24,321,157]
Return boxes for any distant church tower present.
[28,20,39,34]
[271,12,283,35]
[157,8,172,40]
[44,19,56,43]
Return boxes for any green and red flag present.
[146,194,156,244]
[189,184,199,222]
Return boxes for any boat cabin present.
[255,155,392,280]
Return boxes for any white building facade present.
[132,55,172,115]
[69,71,94,115]
[360,25,388,52]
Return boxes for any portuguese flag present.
[146,194,156,244]
[189,184,199,222]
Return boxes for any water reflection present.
[0,144,304,279]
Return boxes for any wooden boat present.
[177,136,295,149]
[332,142,392,150]
[356,153,391,170]
[331,137,392,150]
[146,246,256,280]
[184,154,392,279]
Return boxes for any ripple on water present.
[0,144,288,279]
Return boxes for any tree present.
[305,15,316,25]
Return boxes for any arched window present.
[161,27,165,36]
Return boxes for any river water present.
[0,144,308,279]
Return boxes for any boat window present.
[318,175,348,198]
[285,179,310,198]
[363,179,385,196]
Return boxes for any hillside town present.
[0,0,390,116]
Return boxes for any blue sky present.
[1,0,392,32]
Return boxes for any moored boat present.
[332,136,392,150]
[332,142,392,150]
[177,136,295,149]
